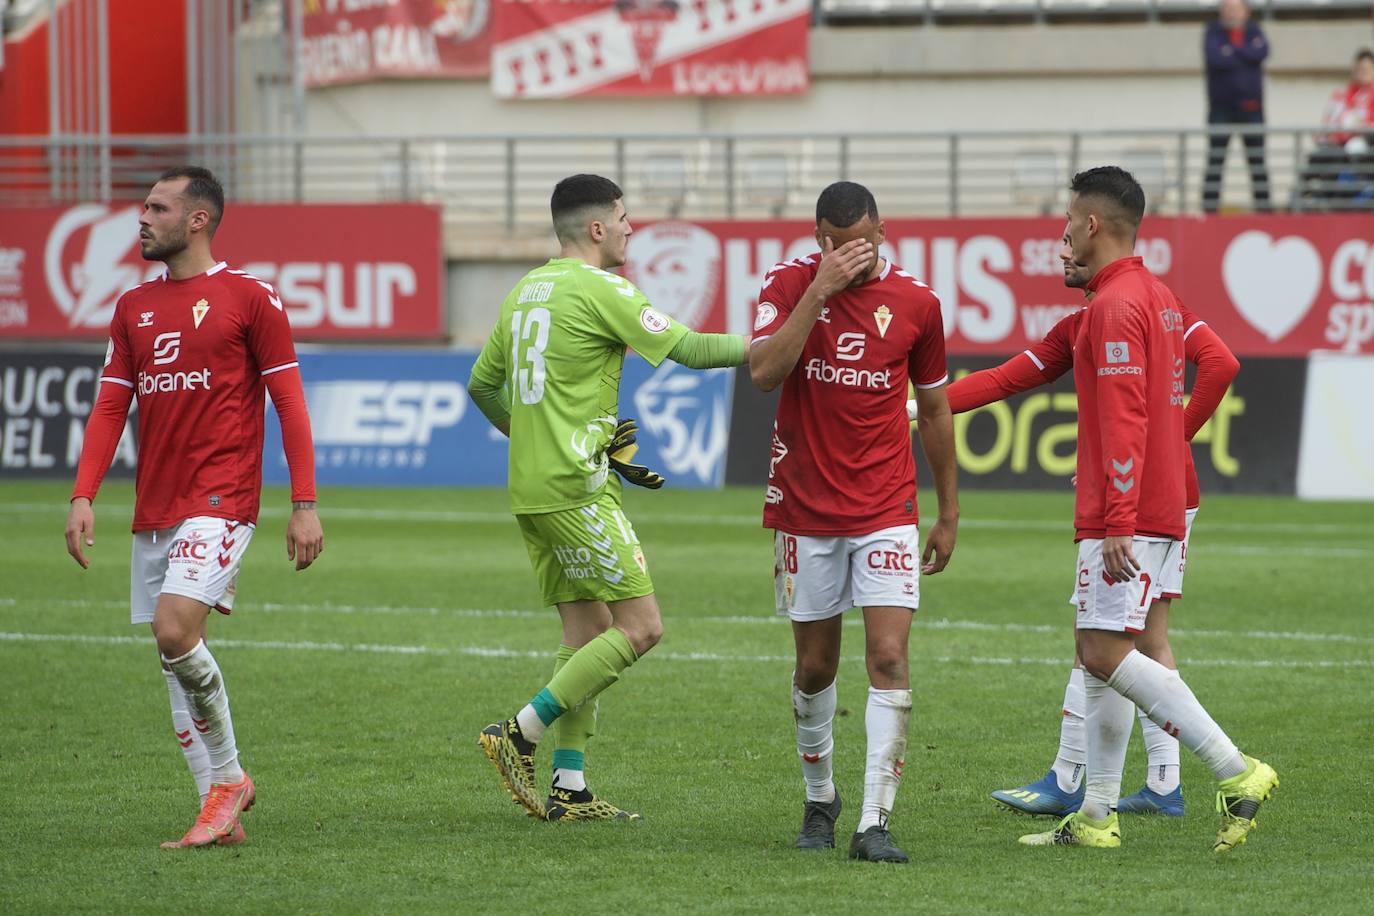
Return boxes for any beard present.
[140,224,189,262]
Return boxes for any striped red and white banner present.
[491,0,810,98]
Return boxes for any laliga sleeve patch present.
[754,302,777,331]
[640,307,670,333]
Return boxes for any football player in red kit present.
[65,167,323,849]
[1016,166,1276,853]
[750,181,959,863]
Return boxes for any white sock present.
[1107,650,1246,781]
[857,687,911,832]
[1138,706,1181,794]
[1051,667,1087,793]
[792,679,837,804]
[551,768,586,792]
[515,705,546,743]
[162,668,211,801]
[163,640,244,785]
[1080,672,1134,821]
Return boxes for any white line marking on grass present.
[6,598,1374,645]
[1,631,1370,671]
[2,502,1371,538]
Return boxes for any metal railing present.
[1,127,1368,228]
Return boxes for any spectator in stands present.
[1298,48,1374,210]
[1201,0,1271,214]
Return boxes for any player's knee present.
[152,620,197,660]
[867,645,908,685]
[1078,647,1119,682]
[628,619,663,655]
[795,660,836,694]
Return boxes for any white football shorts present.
[1065,506,1198,607]
[1073,536,1176,634]
[129,516,255,625]
[773,525,920,622]
[1157,507,1198,600]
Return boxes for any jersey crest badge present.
[192,298,210,329]
[873,304,892,338]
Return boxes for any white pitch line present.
[6,597,1372,646]
[1,631,1370,670]
[1,501,1371,538]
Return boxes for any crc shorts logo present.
[623,221,722,330]
[45,204,161,329]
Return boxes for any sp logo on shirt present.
[835,332,866,362]
[1105,341,1130,364]
[152,331,181,365]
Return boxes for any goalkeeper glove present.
[607,418,666,489]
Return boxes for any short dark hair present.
[1356,48,1374,65]
[815,181,879,228]
[158,166,224,235]
[1069,166,1145,234]
[551,174,623,244]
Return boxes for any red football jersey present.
[98,262,300,531]
[946,302,1238,510]
[754,255,947,536]
[1072,257,1187,541]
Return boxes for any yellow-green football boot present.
[1213,755,1279,854]
[1018,811,1121,848]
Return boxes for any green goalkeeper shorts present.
[517,491,654,607]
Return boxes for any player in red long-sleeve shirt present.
[1016,167,1276,853]
[64,167,324,850]
[909,233,1240,819]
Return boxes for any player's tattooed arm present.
[287,502,324,571]
[749,237,872,391]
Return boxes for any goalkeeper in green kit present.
[469,174,748,821]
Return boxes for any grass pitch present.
[1,482,1371,914]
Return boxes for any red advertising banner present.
[0,204,445,340]
[300,0,493,87]
[621,215,1374,356]
[491,0,809,98]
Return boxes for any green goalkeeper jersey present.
[470,257,690,515]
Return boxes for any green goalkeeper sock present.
[546,628,638,716]
[515,629,636,744]
[552,644,597,791]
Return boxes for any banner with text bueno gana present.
[0,204,444,341]
[300,0,493,86]
[623,215,1374,356]
[491,0,810,98]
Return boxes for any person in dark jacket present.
[1202,0,1271,213]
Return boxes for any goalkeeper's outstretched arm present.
[668,331,748,369]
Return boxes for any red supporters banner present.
[491,0,809,98]
[300,0,493,87]
[621,215,1374,356]
[0,204,445,340]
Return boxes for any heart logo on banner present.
[1220,230,1323,342]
